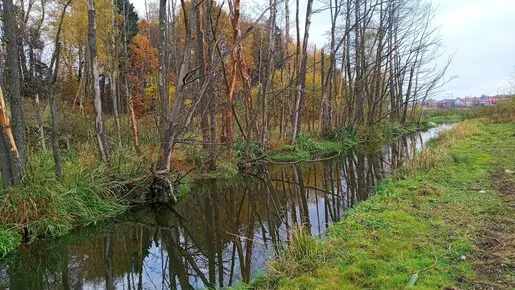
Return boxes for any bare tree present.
[154,0,199,173]
[1,0,26,185]
[88,0,110,164]
[291,0,314,144]
[47,0,72,179]
[158,0,169,130]
[262,0,277,145]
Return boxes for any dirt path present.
[473,168,515,289]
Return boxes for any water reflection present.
[0,125,451,289]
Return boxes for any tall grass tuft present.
[397,120,481,179]
[0,228,21,257]
[0,150,127,245]
[271,227,325,277]
[327,126,358,143]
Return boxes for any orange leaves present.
[128,34,158,74]
[128,29,158,116]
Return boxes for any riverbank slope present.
[0,120,436,258]
[251,120,514,289]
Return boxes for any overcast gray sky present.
[133,0,515,98]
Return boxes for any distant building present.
[422,98,436,108]
[436,99,453,108]
[480,95,498,106]
[427,95,508,110]
[454,98,465,107]
[453,95,503,108]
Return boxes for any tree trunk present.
[127,76,141,154]
[204,0,217,170]
[2,0,26,169]
[88,0,110,164]
[158,0,169,130]
[34,94,46,151]
[262,0,277,145]
[110,0,120,136]
[50,88,63,179]
[283,0,290,139]
[321,49,331,136]
[46,0,71,179]
[291,0,314,144]
[0,86,22,187]
[155,0,197,173]
[354,0,364,125]
[196,0,210,152]
[226,0,241,146]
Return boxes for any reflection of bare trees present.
[1,130,437,289]
[104,235,114,290]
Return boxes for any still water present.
[0,125,452,289]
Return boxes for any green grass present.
[196,161,240,179]
[0,150,128,257]
[0,228,21,258]
[242,120,515,289]
[425,114,462,124]
[423,108,465,124]
[270,122,434,162]
[270,134,354,162]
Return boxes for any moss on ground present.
[243,121,515,289]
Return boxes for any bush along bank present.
[0,150,128,258]
[243,120,515,289]
[269,121,436,162]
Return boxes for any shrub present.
[327,126,357,143]
[463,97,515,123]
[0,151,126,243]
[234,138,267,159]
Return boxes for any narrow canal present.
[0,125,452,289]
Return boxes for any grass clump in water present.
[270,122,433,162]
[197,161,239,179]
[271,134,354,162]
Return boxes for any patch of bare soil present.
[473,169,515,289]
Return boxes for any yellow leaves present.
[60,0,118,72]
[169,86,176,101]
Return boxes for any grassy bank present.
[269,121,435,162]
[0,150,128,257]
[247,120,514,289]
[423,108,464,123]
[0,119,439,258]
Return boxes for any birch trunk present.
[262,0,277,145]
[158,0,169,130]
[88,0,110,164]
[291,0,314,144]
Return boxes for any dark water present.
[0,125,452,289]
